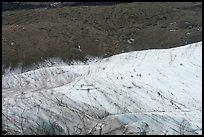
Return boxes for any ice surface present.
[2,42,202,135]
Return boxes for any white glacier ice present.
[2,42,202,135]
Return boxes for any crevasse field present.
[2,42,202,135]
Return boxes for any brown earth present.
[2,2,202,72]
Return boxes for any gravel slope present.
[2,2,202,72]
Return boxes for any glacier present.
[2,42,202,135]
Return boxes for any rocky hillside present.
[2,2,127,11]
[2,2,202,72]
